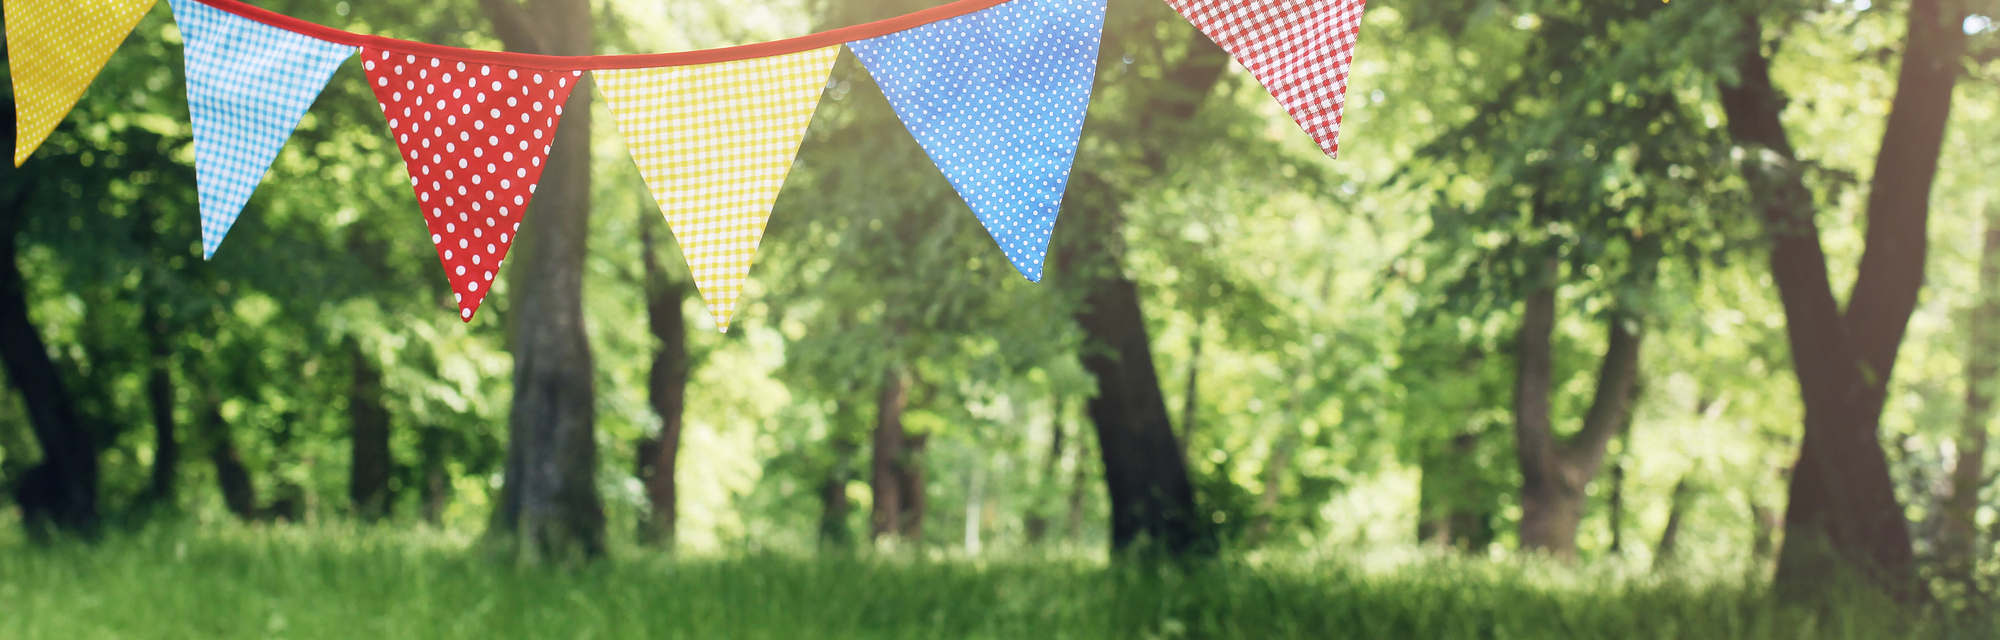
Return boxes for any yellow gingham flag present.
[596,46,839,333]
[6,0,156,166]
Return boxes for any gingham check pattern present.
[848,0,1105,283]
[1164,0,1367,158]
[171,0,355,259]
[7,0,155,166]
[596,46,839,333]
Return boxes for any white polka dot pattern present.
[596,46,839,333]
[1163,0,1367,158]
[847,0,1106,283]
[170,0,355,259]
[362,47,580,322]
[6,0,156,166]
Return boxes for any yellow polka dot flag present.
[6,0,157,166]
[595,45,839,333]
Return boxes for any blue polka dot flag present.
[169,0,354,259]
[847,0,1106,283]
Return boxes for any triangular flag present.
[362,48,579,321]
[596,46,839,333]
[169,0,355,259]
[6,0,156,166]
[847,0,1106,283]
[1164,0,1368,158]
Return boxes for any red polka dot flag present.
[361,48,580,321]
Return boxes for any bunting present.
[363,49,580,321]
[596,46,840,332]
[1163,0,1368,158]
[169,0,355,259]
[6,0,157,166]
[15,0,1373,323]
[848,0,1106,283]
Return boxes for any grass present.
[0,523,1982,639]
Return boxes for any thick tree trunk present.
[1075,277,1206,554]
[1941,202,1999,577]
[143,299,177,504]
[482,0,604,562]
[0,182,98,536]
[870,365,916,541]
[636,219,690,547]
[1717,1,1964,599]
[349,340,392,521]
[1514,276,1645,558]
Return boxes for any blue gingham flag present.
[169,0,354,259]
[848,0,1106,282]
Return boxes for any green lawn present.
[0,524,1972,639]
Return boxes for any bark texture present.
[1717,2,1965,599]
[481,0,605,562]
[636,219,690,547]
[1513,277,1645,558]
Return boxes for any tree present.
[0,145,99,536]
[479,0,607,562]
[1716,0,1969,598]
[1940,200,2000,581]
[636,215,691,547]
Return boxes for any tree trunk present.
[143,298,177,505]
[1941,200,1999,579]
[1717,1,1965,599]
[899,432,927,539]
[349,340,391,521]
[636,218,690,548]
[1026,396,1066,543]
[1608,461,1626,554]
[200,389,257,520]
[418,426,450,525]
[1050,8,1231,558]
[1075,277,1206,554]
[1419,433,1495,551]
[1515,274,1645,558]
[1068,426,1090,541]
[819,410,859,547]
[1655,477,1692,569]
[871,364,912,541]
[0,181,98,537]
[481,0,604,562]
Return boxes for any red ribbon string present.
[196,0,1013,69]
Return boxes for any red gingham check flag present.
[1164,0,1367,158]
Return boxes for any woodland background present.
[1,0,1999,637]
